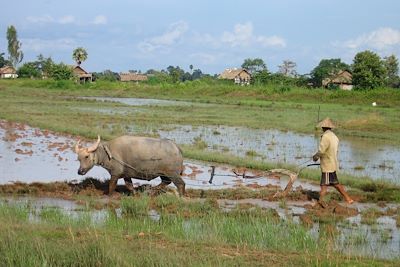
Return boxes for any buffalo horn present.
[74,140,81,153]
[87,135,101,152]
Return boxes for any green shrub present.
[49,63,73,80]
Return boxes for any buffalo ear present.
[74,140,81,153]
[87,135,101,153]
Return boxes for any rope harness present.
[99,144,167,178]
[100,144,140,173]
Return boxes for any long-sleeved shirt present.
[315,130,339,172]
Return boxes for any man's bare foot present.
[347,199,354,204]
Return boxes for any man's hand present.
[312,154,319,162]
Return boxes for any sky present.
[1,0,400,75]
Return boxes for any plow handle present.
[209,166,216,184]
[306,163,320,167]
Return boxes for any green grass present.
[361,207,383,225]
[10,78,399,106]
[0,196,397,266]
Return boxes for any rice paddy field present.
[0,79,400,266]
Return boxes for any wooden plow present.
[207,162,320,198]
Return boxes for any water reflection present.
[153,125,400,183]
[0,121,110,183]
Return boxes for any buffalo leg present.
[109,176,118,195]
[151,176,172,195]
[170,176,185,196]
[123,177,135,192]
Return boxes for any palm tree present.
[72,47,88,66]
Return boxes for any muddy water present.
[336,215,400,259]
[0,121,109,183]
[0,120,321,191]
[0,196,109,224]
[81,97,399,183]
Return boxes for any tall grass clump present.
[120,195,150,217]
[213,207,319,252]
[38,207,70,225]
[0,202,30,223]
[153,193,184,211]
[0,230,117,267]
[152,195,319,252]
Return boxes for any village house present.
[119,72,148,82]
[0,66,18,79]
[322,70,353,90]
[72,65,92,83]
[218,68,251,85]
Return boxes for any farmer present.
[313,117,354,206]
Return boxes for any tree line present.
[1,25,399,89]
[242,54,399,90]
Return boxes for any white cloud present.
[93,15,107,25]
[257,35,286,47]
[342,27,400,50]
[22,38,76,52]
[138,21,189,53]
[25,15,76,24]
[58,15,75,24]
[191,32,219,48]
[221,22,253,47]
[26,15,54,24]
[220,22,286,48]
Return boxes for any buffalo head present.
[74,136,101,175]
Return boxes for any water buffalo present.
[74,135,185,196]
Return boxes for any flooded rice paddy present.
[157,125,399,183]
[0,120,320,191]
[80,97,400,184]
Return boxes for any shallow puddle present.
[0,121,109,183]
[0,196,109,224]
[330,217,399,260]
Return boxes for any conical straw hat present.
[317,117,335,129]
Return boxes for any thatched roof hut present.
[322,70,353,90]
[119,73,148,82]
[72,65,92,83]
[0,66,18,78]
[218,68,251,85]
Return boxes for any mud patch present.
[305,200,359,223]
